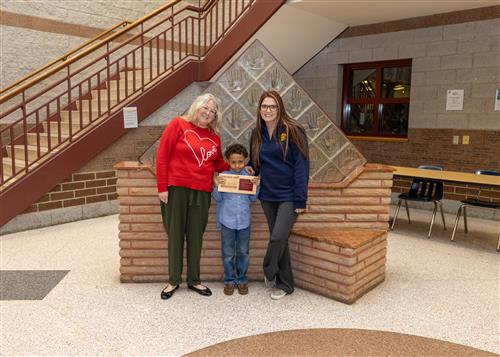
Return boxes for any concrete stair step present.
[26,132,68,147]
[92,88,134,100]
[75,98,118,111]
[2,157,27,176]
[6,144,48,162]
[60,110,97,123]
[121,69,154,79]
[44,121,87,136]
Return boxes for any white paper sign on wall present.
[446,89,464,111]
[123,107,138,128]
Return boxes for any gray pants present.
[261,201,297,294]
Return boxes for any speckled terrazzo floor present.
[0,208,498,356]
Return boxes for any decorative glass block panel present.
[219,127,235,151]
[210,82,233,111]
[308,142,329,176]
[316,127,346,157]
[298,107,331,140]
[237,126,254,150]
[258,63,292,93]
[238,46,272,77]
[282,85,311,117]
[332,146,366,176]
[139,40,366,182]
[219,64,252,98]
[140,141,159,168]
[313,162,345,182]
[239,81,267,115]
[222,102,254,137]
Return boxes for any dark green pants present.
[160,186,211,286]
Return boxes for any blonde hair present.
[186,93,222,133]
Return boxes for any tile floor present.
[1,208,498,356]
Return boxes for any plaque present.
[217,174,257,195]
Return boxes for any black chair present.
[451,170,500,251]
[391,165,446,238]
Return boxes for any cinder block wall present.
[294,16,500,173]
[116,162,392,283]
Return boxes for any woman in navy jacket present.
[250,90,309,300]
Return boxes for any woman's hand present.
[251,176,260,186]
[158,191,168,204]
[214,175,225,186]
[244,166,255,175]
[294,208,306,214]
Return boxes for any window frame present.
[341,59,412,139]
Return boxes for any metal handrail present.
[0,20,131,96]
[0,0,217,103]
[0,0,256,187]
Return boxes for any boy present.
[212,144,260,295]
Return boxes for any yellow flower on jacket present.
[280,133,287,142]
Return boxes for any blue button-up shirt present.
[212,170,259,230]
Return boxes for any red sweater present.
[156,117,229,193]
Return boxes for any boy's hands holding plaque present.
[217,174,259,195]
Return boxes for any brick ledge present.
[292,228,387,249]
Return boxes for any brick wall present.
[353,128,500,173]
[290,230,387,304]
[116,161,392,283]
[23,170,117,214]
[393,175,500,203]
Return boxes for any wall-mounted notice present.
[123,107,138,128]
[446,89,464,111]
[495,89,500,111]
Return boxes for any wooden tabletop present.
[392,166,500,186]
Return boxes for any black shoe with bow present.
[160,284,179,300]
[188,284,212,296]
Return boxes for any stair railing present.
[0,0,255,187]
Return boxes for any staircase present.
[2,69,149,183]
[0,0,286,227]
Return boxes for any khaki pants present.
[160,186,211,286]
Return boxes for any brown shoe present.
[224,284,234,295]
[237,283,249,295]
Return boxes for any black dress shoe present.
[160,285,179,300]
[188,284,212,296]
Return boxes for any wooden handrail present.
[0,20,131,96]
[0,0,214,103]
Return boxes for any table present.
[391,166,500,186]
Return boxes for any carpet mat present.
[0,270,69,300]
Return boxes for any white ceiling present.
[287,0,499,26]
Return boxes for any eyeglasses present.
[201,106,217,116]
[260,104,278,112]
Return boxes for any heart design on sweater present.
[183,130,218,167]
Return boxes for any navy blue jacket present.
[251,122,309,209]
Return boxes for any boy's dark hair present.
[224,143,248,159]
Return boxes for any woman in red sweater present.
[156,93,229,300]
